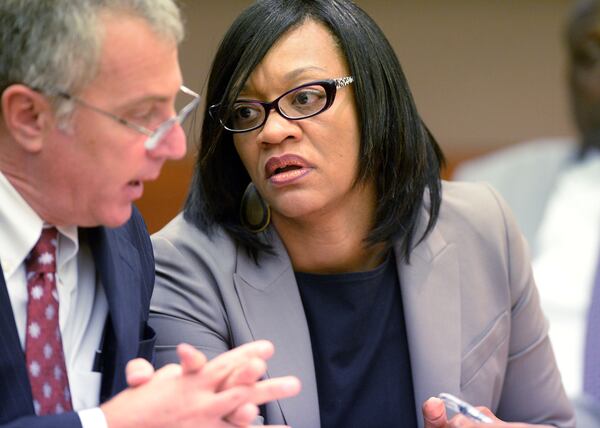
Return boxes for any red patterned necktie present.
[24,227,73,415]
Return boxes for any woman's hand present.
[422,397,554,428]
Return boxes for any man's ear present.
[1,84,54,152]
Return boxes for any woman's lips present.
[269,167,311,185]
[265,154,310,178]
[265,154,313,185]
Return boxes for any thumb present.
[125,358,155,387]
[177,343,208,374]
[422,397,448,428]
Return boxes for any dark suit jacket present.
[0,207,156,428]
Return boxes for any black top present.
[296,255,417,428]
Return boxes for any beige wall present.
[139,0,576,232]
[366,0,573,158]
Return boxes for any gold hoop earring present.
[240,182,270,233]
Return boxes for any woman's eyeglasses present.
[209,76,354,133]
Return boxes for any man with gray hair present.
[0,1,300,427]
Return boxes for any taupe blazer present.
[149,181,574,428]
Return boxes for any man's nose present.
[147,123,187,160]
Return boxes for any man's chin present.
[99,204,134,229]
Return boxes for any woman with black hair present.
[149,1,574,426]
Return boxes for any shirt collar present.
[0,171,78,279]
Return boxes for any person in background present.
[0,1,300,427]
[455,1,600,422]
[149,0,574,427]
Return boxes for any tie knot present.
[26,227,58,274]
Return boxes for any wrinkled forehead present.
[82,12,181,101]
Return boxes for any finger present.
[202,385,254,419]
[225,402,260,427]
[246,376,301,405]
[448,414,468,428]
[200,341,274,387]
[125,358,155,387]
[220,357,267,391]
[177,343,208,374]
[204,377,297,421]
[422,397,448,428]
[152,362,183,381]
[449,413,511,428]
[475,406,500,422]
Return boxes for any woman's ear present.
[1,84,54,152]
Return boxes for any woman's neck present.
[271,183,387,274]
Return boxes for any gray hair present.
[0,0,184,117]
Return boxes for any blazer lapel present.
[85,226,142,399]
[233,231,321,428]
[396,211,461,428]
[233,207,462,428]
[0,264,35,419]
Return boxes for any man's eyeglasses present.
[209,76,354,133]
[56,85,200,150]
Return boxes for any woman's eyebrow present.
[240,66,329,93]
[282,66,328,80]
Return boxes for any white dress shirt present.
[533,151,600,396]
[0,172,108,427]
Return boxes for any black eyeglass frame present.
[209,76,354,133]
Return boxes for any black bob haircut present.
[184,0,445,262]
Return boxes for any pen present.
[438,393,493,423]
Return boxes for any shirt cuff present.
[78,407,108,428]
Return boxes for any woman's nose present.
[256,109,302,145]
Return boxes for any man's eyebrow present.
[117,95,169,109]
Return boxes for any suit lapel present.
[0,264,35,419]
[396,212,461,428]
[234,231,321,428]
[233,206,462,428]
[85,226,142,399]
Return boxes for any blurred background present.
[138,0,574,233]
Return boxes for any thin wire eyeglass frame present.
[209,76,354,133]
[56,85,200,150]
